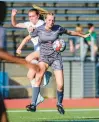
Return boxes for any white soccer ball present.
[53,39,66,52]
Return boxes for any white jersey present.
[24,19,44,51]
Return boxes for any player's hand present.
[12,9,17,16]
[28,26,35,33]
[16,49,21,55]
[83,33,91,38]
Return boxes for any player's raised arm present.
[11,9,26,28]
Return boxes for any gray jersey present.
[30,24,67,70]
[30,24,67,56]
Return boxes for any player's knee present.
[95,46,98,52]
[27,74,32,81]
[35,71,45,86]
[35,76,43,86]
[27,72,35,81]
[57,83,64,91]
[25,56,31,62]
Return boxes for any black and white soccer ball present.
[53,39,66,52]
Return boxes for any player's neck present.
[32,20,39,25]
[45,25,52,31]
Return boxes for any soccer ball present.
[53,39,66,52]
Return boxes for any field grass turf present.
[7,108,99,122]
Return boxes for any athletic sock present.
[57,90,64,105]
[31,59,38,64]
[31,87,40,106]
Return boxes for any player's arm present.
[16,35,31,55]
[17,27,38,55]
[69,39,75,53]
[0,48,39,71]
[11,9,26,28]
[66,30,91,38]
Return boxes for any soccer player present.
[86,23,98,57]
[69,24,88,59]
[11,8,52,107]
[20,13,91,114]
[69,23,98,60]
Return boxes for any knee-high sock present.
[32,87,40,106]
[57,90,64,105]
[31,59,38,64]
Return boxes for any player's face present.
[45,15,55,29]
[28,11,39,24]
[90,26,95,32]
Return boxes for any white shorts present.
[34,44,40,51]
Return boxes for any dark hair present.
[28,9,39,15]
[76,23,81,27]
[87,23,94,29]
[0,1,7,25]
[28,8,44,20]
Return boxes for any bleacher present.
[4,1,99,57]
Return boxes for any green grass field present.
[7,108,99,122]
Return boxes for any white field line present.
[7,108,99,113]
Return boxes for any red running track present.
[4,98,99,109]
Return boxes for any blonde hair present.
[76,24,83,33]
[45,12,55,19]
[32,4,49,15]
[32,4,54,20]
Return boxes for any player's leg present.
[43,70,52,86]
[88,41,98,56]
[26,51,51,106]
[54,70,65,114]
[25,51,44,107]
[25,51,39,62]
[69,39,75,53]
[75,43,88,60]
[93,44,98,56]
[52,59,65,115]
[75,44,80,50]
[26,51,51,86]
[26,51,39,82]
[27,62,49,112]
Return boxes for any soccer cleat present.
[36,93,44,106]
[26,104,36,112]
[57,104,65,115]
[43,71,52,86]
